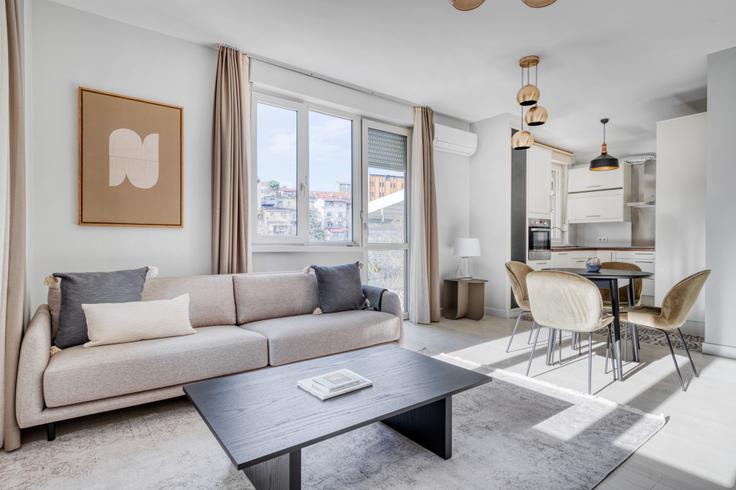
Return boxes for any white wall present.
[469,114,513,316]
[435,151,470,281]
[704,47,736,358]
[28,0,472,312]
[655,113,707,333]
[28,1,215,308]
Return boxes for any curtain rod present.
[214,44,468,125]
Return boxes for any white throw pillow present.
[82,294,195,347]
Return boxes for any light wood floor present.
[401,315,736,490]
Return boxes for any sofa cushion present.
[311,262,365,313]
[244,310,401,366]
[82,294,195,347]
[233,272,319,324]
[53,267,149,348]
[43,325,267,407]
[143,275,236,327]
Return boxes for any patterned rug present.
[597,323,704,353]
[0,357,666,490]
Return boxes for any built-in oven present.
[528,218,551,261]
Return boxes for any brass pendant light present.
[590,118,620,171]
[522,0,558,7]
[449,0,485,11]
[450,0,557,11]
[525,105,548,126]
[513,55,548,149]
[516,56,541,106]
[513,105,535,150]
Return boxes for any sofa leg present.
[46,423,56,441]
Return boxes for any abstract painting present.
[78,87,183,226]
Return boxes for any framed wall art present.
[78,87,183,227]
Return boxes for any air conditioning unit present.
[433,123,478,157]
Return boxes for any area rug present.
[0,356,665,490]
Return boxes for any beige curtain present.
[1,0,26,452]
[212,46,251,274]
[408,107,440,323]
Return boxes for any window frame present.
[361,119,412,311]
[251,91,361,246]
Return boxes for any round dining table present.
[543,267,653,381]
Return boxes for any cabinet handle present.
[586,214,601,218]
[586,185,602,188]
[634,260,654,264]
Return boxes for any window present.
[252,93,410,312]
[255,102,298,238]
[363,121,410,308]
[550,152,571,243]
[308,111,353,242]
[253,94,359,244]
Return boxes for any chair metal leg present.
[527,317,535,344]
[605,326,617,379]
[663,330,686,391]
[527,322,542,376]
[623,325,628,362]
[558,328,563,364]
[588,332,593,395]
[506,314,523,353]
[678,328,699,377]
[546,328,555,365]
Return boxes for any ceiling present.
[51,0,736,161]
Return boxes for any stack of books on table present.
[297,369,372,400]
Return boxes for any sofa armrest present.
[362,285,403,319]
[16,305,52,428]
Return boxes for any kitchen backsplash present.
[569,222,633,247]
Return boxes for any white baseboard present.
[702,342,736,360]
[484,306,511,318]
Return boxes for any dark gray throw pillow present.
[311,262,365,314]
[53,267,149,348]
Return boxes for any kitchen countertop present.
[551,246,655,252]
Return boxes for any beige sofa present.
[16,272,402,440]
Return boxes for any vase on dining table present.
[586,257,601,273]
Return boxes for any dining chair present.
[505,261,535,352]
[622,270,711,391]
[525,271,614,394]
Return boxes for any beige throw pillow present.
[82,294,195,347]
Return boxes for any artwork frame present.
[78,87,184,227]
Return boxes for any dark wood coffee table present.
[184,344,490,490]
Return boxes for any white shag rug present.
[0,353,665,489]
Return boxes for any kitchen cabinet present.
[566,165,631,224]
[568,166,626,193]
[526,145,552,218]
[567,189,630,224]
[527,259,552,271]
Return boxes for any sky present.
[256,103,352,191]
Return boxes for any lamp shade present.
[454,238,481,257]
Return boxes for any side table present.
[442,278,487,320]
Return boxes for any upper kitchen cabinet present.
[526,145,552,218]
[568,166,625,193]
[567,165,631,224]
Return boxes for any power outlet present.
[598,236,609,242]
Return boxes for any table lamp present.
[454,238,480,279]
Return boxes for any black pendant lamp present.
[590,118,619,171]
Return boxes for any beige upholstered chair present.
[526,271,614,394]
[505,261,535,352]
[623,270,711,391]
[599,262,643,308]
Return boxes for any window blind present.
[367,128,407,172]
